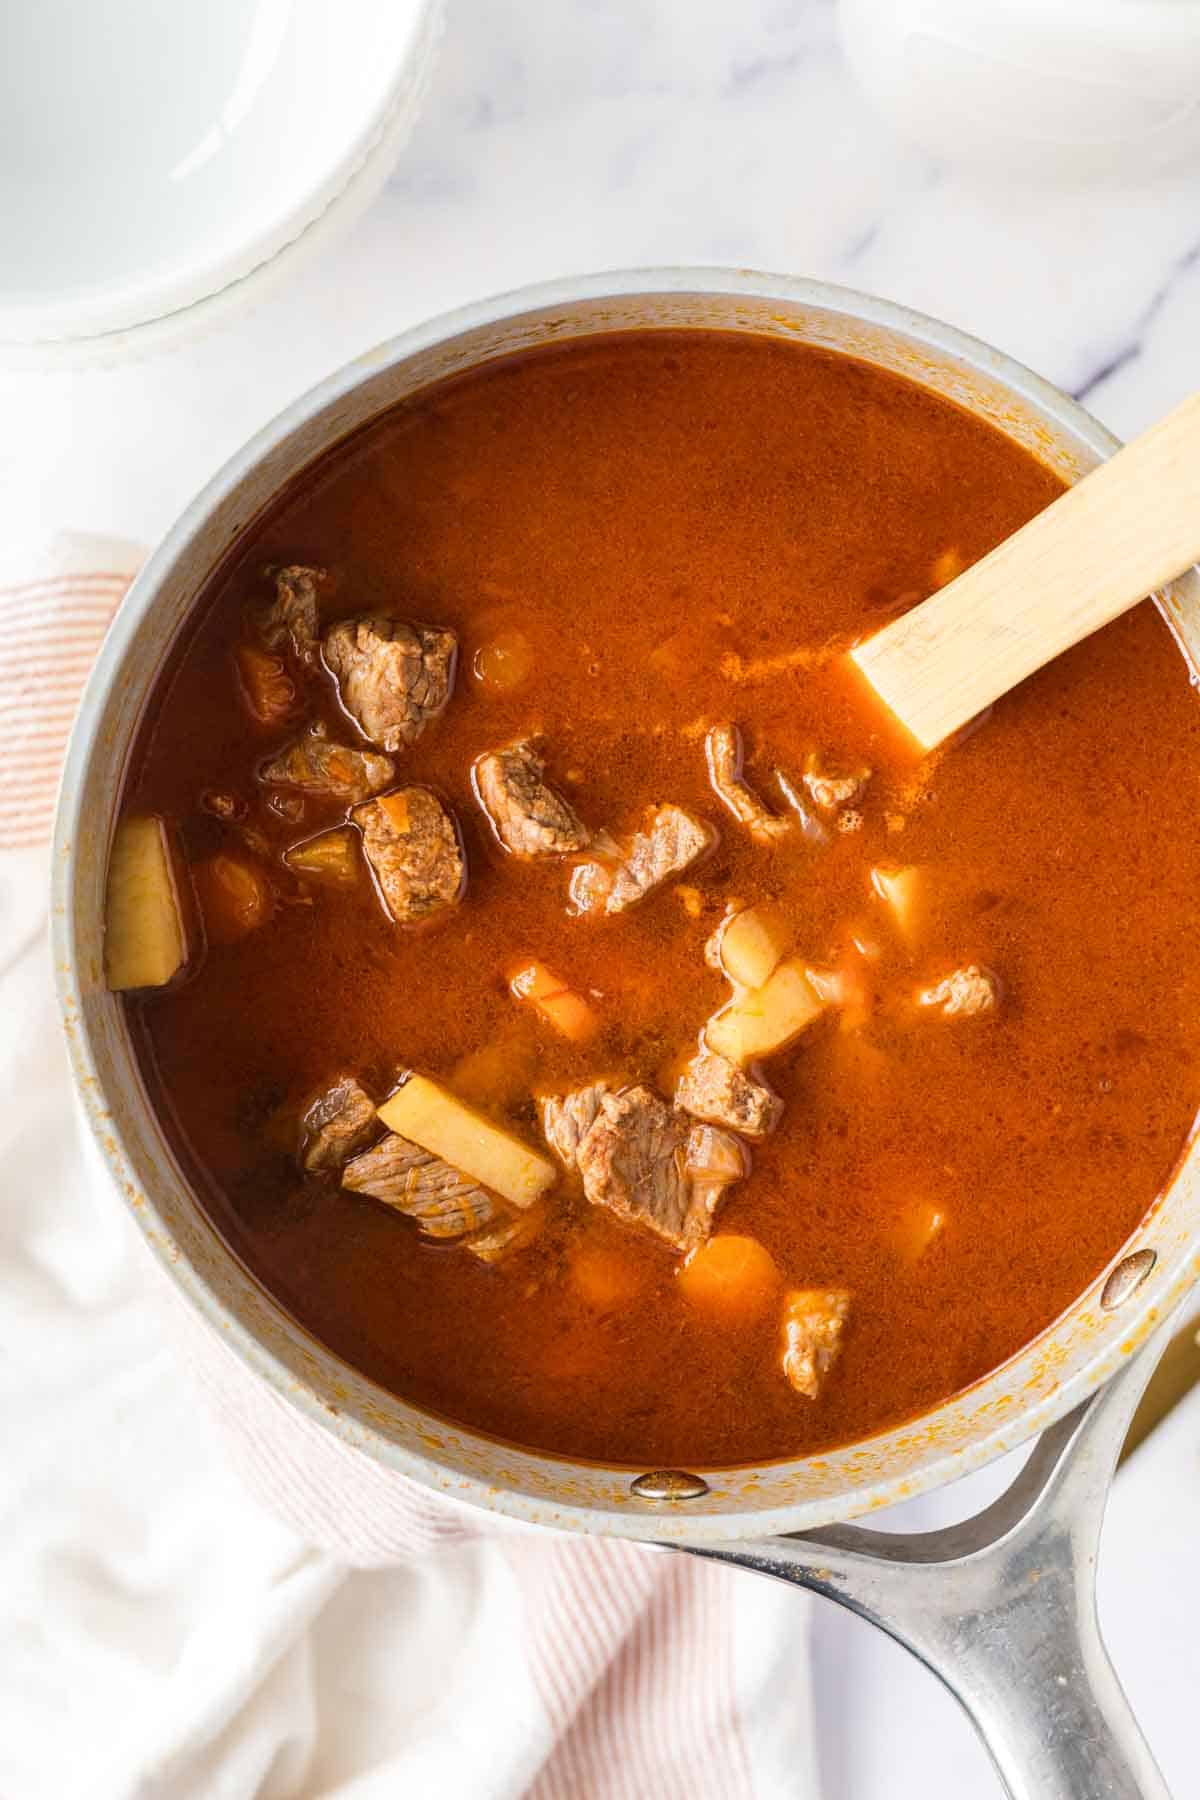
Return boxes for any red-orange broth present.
[119,331,1200,1467]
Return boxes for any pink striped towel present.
[0,532,143,849]
[3,535,820,1799]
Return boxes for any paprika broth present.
[111,331,1200,1467]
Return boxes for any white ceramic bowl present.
[0,0,442,365]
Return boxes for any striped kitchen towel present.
[0,533,821,1800]
[0,531,142,850]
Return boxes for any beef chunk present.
[683,1123,749,1242]
[569,805,715,915]
[301,1077,378,1173]
[705,723,791,844]
[324,615,457,751]
[802,752,871,813]
[607,806,715,911]
[343,1131,503,1238]
[780,1289,850,1398]
[259,564,323,661]
[774,771,830,846]
[260,722,394,802]
[575,1087,688,1245]
[201,790,246,824]
[474,740,590,858]
[540,1081,615,1169]
[567,860,615,915]
[918,965,998,1017]
[352,787,465,924]
[676,1049,782,1139]
[573,1085,745,1250]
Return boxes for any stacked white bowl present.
[0,0,443,365]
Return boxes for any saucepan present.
[52,269,1200,1798]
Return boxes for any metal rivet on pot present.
[1101,1248,1156,1311]
[630,1469,711,1501]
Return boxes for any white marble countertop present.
[5,0,1200,549]
[3,2,1198,1795]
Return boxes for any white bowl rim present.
[0,0,444,368]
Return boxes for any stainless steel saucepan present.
[52,270,1200,1799]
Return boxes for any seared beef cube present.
[540,1081,615,1169]
[260,722,394,803]
[570,805,714,915]
[675,1050,781,1139]
[342,1131,503,1238]
[474,740,590,858]
[780,1289,850,1398]
[259,564,324,660]
[324,614,457,751]
[576,1087,687,1244]
[683,1123,749,1242]
[609,806,714,911]
[301,1076,378,1173]
[574,1085,744,1250]
[917,965,998,1018]
[705,723,790,844]
[352,787,465,924]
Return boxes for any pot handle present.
[684,1332,1172,1800]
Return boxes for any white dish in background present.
[0,0,443,366]
[838,0,1200,180]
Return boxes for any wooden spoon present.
[850,391,1200,752]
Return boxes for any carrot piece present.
[194,852,273,945]
[569,1239,646,1311]
[676,1234,780,1317]
[235,645,297,726]
[509,959,598,1043]
[376,790,412,833]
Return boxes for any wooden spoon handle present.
[851,390,1200,751]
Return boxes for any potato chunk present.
[378,1073,557,1209]
[870,864,923,943]
[705,957,825,1064]
[710,903,793,990]
[104,815,188,992]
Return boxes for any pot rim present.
[51,265,1200,1540]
